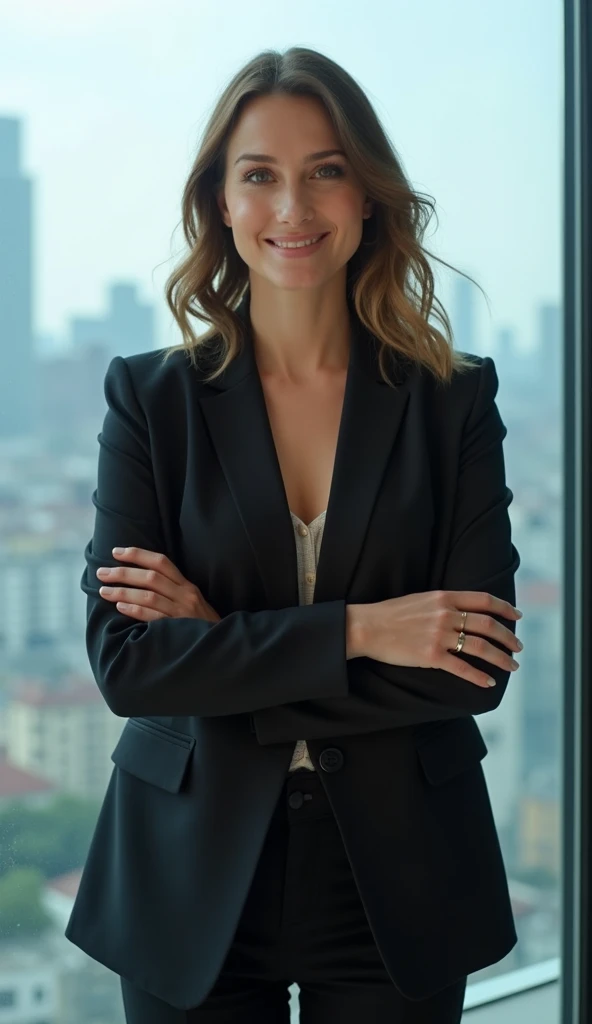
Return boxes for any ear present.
[216,187,231,228]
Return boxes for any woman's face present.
[217,93,373,290]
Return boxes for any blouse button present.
[306,573,316,584]
[298,524,309,537]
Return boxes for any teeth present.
[272,234,323,249]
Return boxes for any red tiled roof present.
[0,754,56,797]
[47,868,83,898]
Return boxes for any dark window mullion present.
[561,0,592,1021]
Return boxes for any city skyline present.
[0,0,561,355]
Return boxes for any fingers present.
[113,601,167,622]
[465,633,520,672]
[96,564,177,602]
[462,612,522,655]
[98,584,172,618]
[97,552,201,620]
[444,590,521,621]
[446,632,520,686]
[440,652,497,689]
[111,546,186,584]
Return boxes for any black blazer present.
[65,292,520,1009]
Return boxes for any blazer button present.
[319,747,344,773]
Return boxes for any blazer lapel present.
[198,292,412,611]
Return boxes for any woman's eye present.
[241,163,344,184]
[242,168,270,184]
[315,163,345,180]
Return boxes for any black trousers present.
[120,767,467,1022]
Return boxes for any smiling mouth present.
[266,232,329,249]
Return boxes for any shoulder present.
[109,345,198,387]
[424,351,500,416]
[431,353,507,461]
[452,353,501,424]
[410,351,504,454]
[101,345,215,416]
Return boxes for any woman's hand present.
[96,547,221,623]
[347,590,523,689]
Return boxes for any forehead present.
[226,94,338,157]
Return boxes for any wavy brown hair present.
[161,46,487,388]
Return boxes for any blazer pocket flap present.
[415,716,488,786]
[111,718,195,793]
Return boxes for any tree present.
[0,867,54,940]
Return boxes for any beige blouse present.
[287,508,327,773]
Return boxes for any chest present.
[259,372,347,527]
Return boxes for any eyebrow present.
[233,148,346,166]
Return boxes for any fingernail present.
[515,608,523,618]
[113,547,125,554]
[486,678,497,687]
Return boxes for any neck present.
[247,285,352,382]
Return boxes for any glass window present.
[0,2,565,1020]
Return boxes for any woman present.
[65,46,523,1023]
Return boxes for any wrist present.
[345,603,371,660]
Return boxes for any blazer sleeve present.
[82,355,351,718]
[252,355,521,745]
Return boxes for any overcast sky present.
[1,0,561,355]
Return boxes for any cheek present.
[322,192,366,237]
[228,203,272,262]
[230,195,269,233]
[336,192,367,224]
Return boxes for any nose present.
[274,187,317,222]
